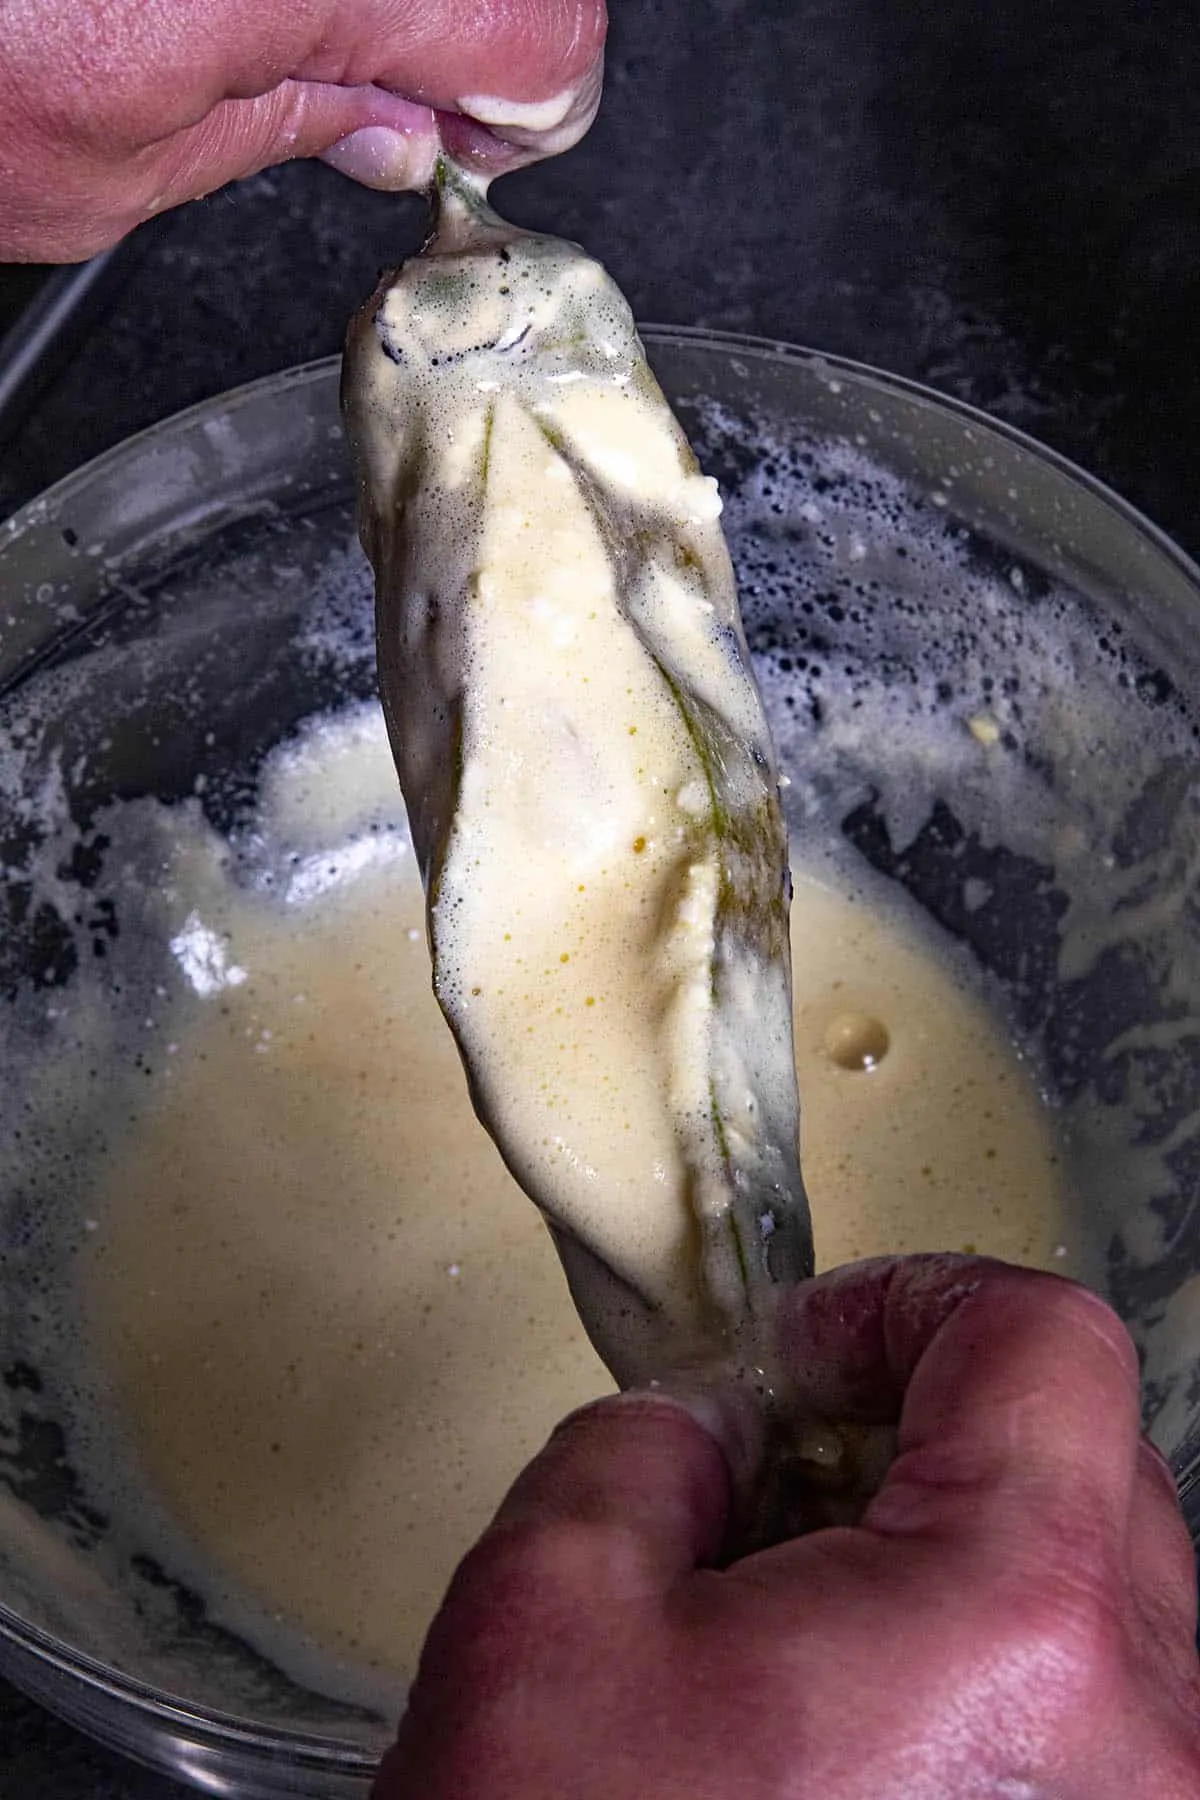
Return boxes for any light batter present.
[76,710,1075,1689]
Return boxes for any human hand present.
[374,1255,1200,1799]
[0,0,606,261]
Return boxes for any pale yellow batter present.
[792,881,1068,1271]
[80,766,1075,1689]
[84,848,609,1685]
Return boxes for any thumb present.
[3,81,437,260]
[474,1379,763,1598]
[374,1382,757,1800]
[131,84,441,220]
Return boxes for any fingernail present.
[458,55,605,155]
[319,124,438,192]
[458,88,576,133]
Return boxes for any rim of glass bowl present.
[2,327,1200,1784]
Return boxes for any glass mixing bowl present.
[2,333,1200,1796]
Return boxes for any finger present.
[309,0,609,187]
[8,0,606,150]
[1,0,606,256]
[471,1382,760,1601]
[782,1255,1144,1566]
[131,83,443,220]
[14,74,590,263]
[3,76,560,263]
[1,82,436,261]
[317,103,585,198]
[1128,1438,1199,1649]
[373,1384,751,1800]
[302,0,608,150]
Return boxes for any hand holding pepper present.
[376,1255,1200,1799]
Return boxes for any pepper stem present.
[428,156,510,254]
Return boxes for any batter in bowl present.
[70,707,1076,1694]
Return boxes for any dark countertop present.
[1,0,1198,1792]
